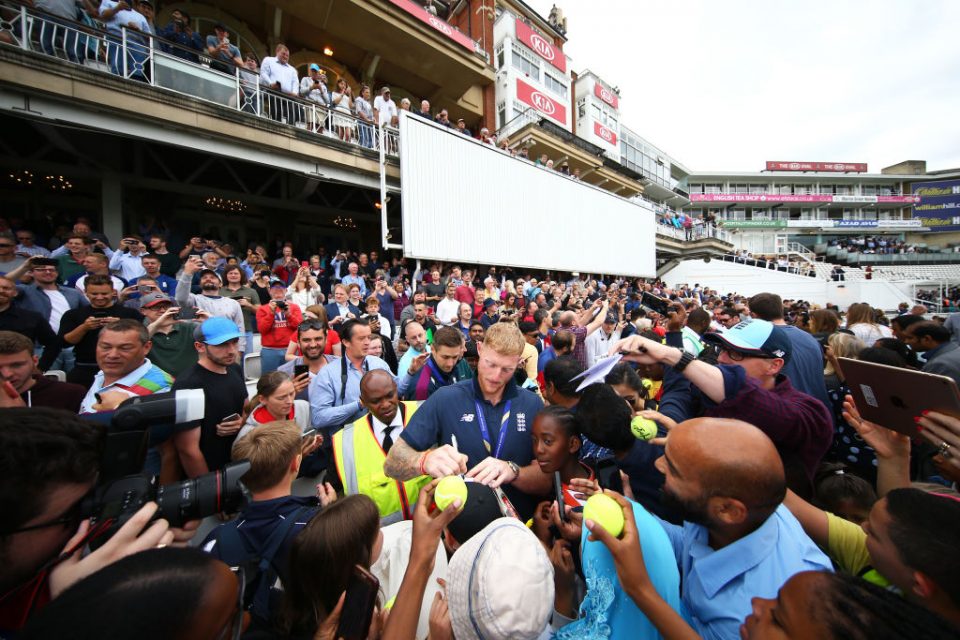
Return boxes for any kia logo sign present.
[517,78,566,124]
[528,33,555,61]
[531,91,556,115]
[593,121,616,145]
[789,162,801,170]
[593,82,619,108]
[428,15,453,36]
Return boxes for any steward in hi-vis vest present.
[333,399,432,524]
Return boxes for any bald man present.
[648,417,832,640]
[331,369,430,522]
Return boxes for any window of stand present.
[511,43,540,81]
[544,71,568,98]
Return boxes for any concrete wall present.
[661,259,913,310]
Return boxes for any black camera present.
[80,390,250,548]
[276,300,287,310]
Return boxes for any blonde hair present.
[482,322,525,357]
[231,420,301,493]
[824,332,865,376]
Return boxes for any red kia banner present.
[386,0,476,52]
[515,19,565,72]
[516,78,567,125]
[594,121,617,146]
[765,161,868,172]
[594,82,619,109]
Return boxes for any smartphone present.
[301,428,317,440]
[640,291,672,315]
[554,471,567,522]
[294,364,309,378]
[301,261,309,269]
[335,565,380,640]
[222,412,241,422]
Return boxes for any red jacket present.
[256,302,302,348]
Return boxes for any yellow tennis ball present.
[434,475,467,511]
[583,493,625,538]
[631,416,658,441]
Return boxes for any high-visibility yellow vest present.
[332,401,432,525]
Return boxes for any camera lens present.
[154,461,250,526]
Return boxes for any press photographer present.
[0,392,250,632]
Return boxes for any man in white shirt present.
[108,235,148,282]
[300,63,331,132]
[260,43,299,123]
[435,281,460,327]
[584,312,623,366]
[98,0,151,79]
[15,230,50,258]
[373,86,398,128]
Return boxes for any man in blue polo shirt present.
[384,322,549,518]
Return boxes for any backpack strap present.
[249,506,315,619]
[216,506,315,622]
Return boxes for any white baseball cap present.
[446,518,553,640]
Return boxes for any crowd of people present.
[6,0,492,151]
[828,235,930,255]
[726,249,816,277]
[1,214,960,639]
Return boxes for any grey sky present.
[524,0,960,173]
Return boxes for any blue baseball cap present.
[702,318,791,363]
[309,63,320,71]
[194,317,243,345]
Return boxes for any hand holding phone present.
[335,565,380,640]
[554,471,567,522]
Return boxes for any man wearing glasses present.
[612,318,832,499]
[5,257,88,372]
[0,408,192,632]
[384,322,550,520]
[14,230,49,258]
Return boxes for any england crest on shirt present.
[516,413,527,432]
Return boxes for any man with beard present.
[171,317,247,476]
[384,323,548,519]
[278,321,336,401]
[600,417,832,640]
[174,256,245,354]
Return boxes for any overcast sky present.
[523,0,960,174]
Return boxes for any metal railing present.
[0,2,400,156]
[718,253,818,277]
[494,106,540,142]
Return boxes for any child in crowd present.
[532,405,624,511]
[531,406,594,508]
[813,461,877,524]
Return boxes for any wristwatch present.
[673,348,696,373]
[507,461,520,482]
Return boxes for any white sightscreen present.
[399,113,656,276]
